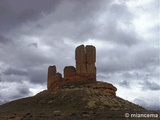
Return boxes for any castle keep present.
[75,45,96,77]
[47,45,117,96]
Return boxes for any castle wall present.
[75,45,87,75]
[64,66,76,79]
[47,65,56,89]
[86,45,96,76]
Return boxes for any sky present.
[0,0,159,110]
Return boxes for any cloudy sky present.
[0,0,159,110]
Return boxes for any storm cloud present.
[140,80,160,91]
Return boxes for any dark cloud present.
[28,68,47,84]
[48,0,111,22]
[0,0,61,32]
[0,34,10,44]
[28,42,38,48]
[122,72,135,79]
[119,80,130,88]
[15,0,114,43]
[3,67,28,76]
[133,47,159,69]
[97,46,159,74]
[139,80,160,91]
[1,42,53,69]
[2,66,48,84]
[89,2,140,47]
[0,76,3,82]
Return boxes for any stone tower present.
[75,45,87,75]
[47,45,117,96]
[47,65,56,89]
[75,45,96,78]
[47,65,62,89]
[47,44,96,90]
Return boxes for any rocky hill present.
[0,81,160,120]
[0,45,159,120]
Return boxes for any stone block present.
[75,45,86,64]
[87,64,96,75]
[86,45,96,64]
[53,72,63,82]
[64,66,76,79]
[76,64,87,75]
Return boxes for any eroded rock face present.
[47,45,116,96]
[84,82,117,96]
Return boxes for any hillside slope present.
[1,85,154,120]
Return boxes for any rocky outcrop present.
[0,89,147,120]
[47,45,117,96]
[84,82,117,96]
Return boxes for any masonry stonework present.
[47,45,117,96]
[86,45,96,76]
[64,66,76,79]
[47,65,56,89]
[75,45,96,77]
[75,45,87,75]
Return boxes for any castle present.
[47,45,117,96]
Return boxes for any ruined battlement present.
[47,45,117,96]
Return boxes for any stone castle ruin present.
[47,45,117,96]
